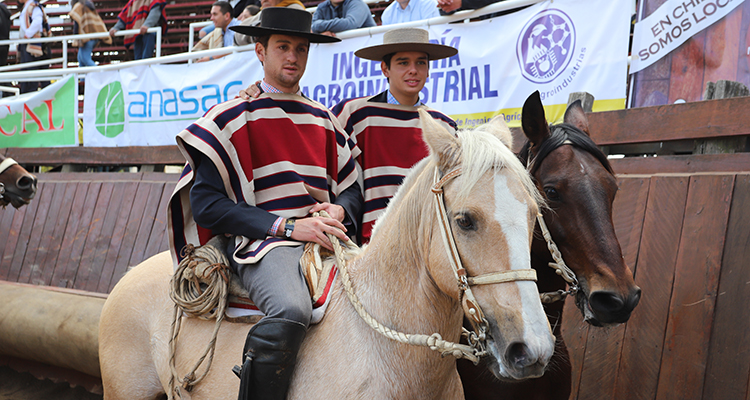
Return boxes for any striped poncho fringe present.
[169,94,360,268]
[333,96,456,243]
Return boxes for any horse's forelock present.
[454,127,544,207]
[528,123,613,176]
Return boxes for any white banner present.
[83,0,630,146]
[630,0,744,74]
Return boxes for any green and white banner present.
[83,0,630,146]
[0,75,78,148]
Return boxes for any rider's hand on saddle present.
[239,81,262,100]
[291,216,349,251]
[309,202,346,222]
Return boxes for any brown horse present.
[458,91,642,400]
[99,110,556,399]
[0,153,37,208]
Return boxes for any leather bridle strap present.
[431,167,538,350]
[0,157,18,175]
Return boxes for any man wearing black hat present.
[168,8,362,400]
[331,27,458,244]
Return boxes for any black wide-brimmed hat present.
[229,8,340,44]
[355,28,457,61]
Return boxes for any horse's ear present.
[487,115,513,149]
[521,91,550,147]
[419,108,460,169]
[563,100,590,135]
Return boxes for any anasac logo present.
[95,81,126,138]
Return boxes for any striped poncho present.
[332,93,456,243]
[169,94,360,266]
[116,0,167,47]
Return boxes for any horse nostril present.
[628,287,642,310]
[17,175,37,192]
[589,291,625,314]
[505,342,533,369]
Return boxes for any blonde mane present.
[371,120,543,240]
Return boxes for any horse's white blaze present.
[493,173,553,359]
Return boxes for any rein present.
[526,140,580,303]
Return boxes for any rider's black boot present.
[234,318,307,400]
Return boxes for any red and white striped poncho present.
[169,93,360,266]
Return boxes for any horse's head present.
[519,91,641,327]
[409,109,554,380]
[0,154,37,209]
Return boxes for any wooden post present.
[568,92,595,112]
[695,80,749,154]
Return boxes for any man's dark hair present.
[213,1,233,16]
[256,35,270,49]
[244,4,260,15]
[382,52,394,68]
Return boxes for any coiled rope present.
[167,240,231,400]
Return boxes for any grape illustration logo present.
[95,81,125,138]
[516,9,576,84]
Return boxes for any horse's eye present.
[455,213,476,231]
[544,187,560,201]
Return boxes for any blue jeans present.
[133,32,156,60]
[18,44,50,94]
[77,39,98,66]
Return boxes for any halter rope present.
[325,166,539,364]
[526,140,580,303]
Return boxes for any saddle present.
[174,236,360,324]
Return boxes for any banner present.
[83,0,630,146]
[630,0,744,74]
[0,76,78,148]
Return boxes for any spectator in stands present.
[437,0,504,13]
[1,1,10,69]
[192,1,240,62]
[17,0,51,93]
[233,0,305,46]
[380,0,439,25]
[199,0,258,38]
[311,0,375,37]
[68,0,112,67]
[238,4,260,20]
[172,8,361,400]
[109,0,167,60]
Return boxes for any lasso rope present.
[168,241,231,400]
[316,211,481,363]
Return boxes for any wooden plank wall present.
[562,172,750,400]
[0,172,178,293]
[631,0,750,107]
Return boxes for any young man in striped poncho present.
[331,28,458,244]
[168,8,362,400]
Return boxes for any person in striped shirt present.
[331,27,458,244]
[168,8,363,400]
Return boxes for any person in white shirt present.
[380,0,439,25]
[18,0,50,93]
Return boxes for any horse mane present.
[371,122,543,240]
[518,123,614,175]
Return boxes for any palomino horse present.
[0,153,37,208]
[459,92,642,400]
[99,110,556,399]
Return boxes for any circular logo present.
[95,81,125,138]
[516,9,576,84]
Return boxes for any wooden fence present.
[1,96,750,399]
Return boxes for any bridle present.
[430,167,538,359]
[525,139,580,303]
[332,165,540,364]
[0,157,19,201]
